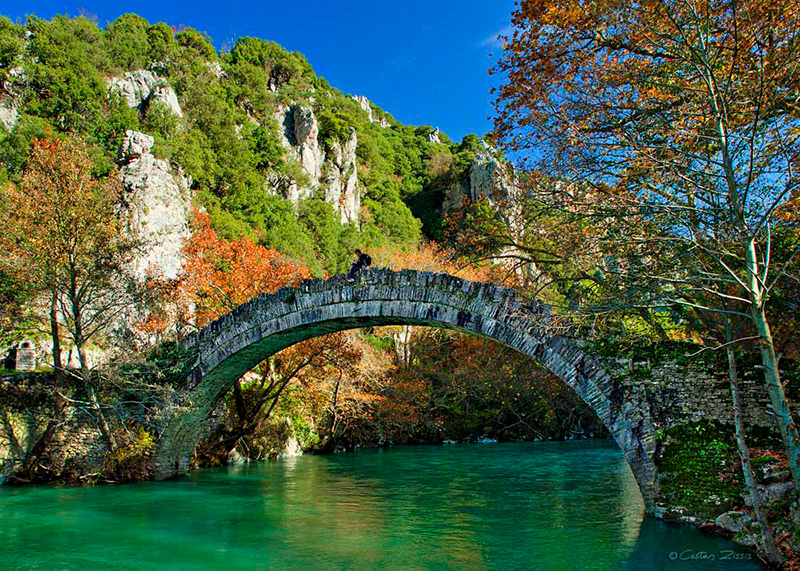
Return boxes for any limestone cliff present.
[350,94,391,128]
[0,66,24,131]
[118,130,193,282]
[444,141,533,279]
[444,140,522,213]
[272,104,361,224]
[106,70,183,118]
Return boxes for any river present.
[0,440,761,569]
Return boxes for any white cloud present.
[478,25,513,49]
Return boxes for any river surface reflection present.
[0,440,761,569]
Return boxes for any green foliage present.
[317,110,352,152]
[92,92,141,157]
[0,269,38,345]
[656,421,782,517]
[104,425,155,482]
[0,114,53,178]
[176,28,216,61]
[2,12,477,278]
[141,100,178,141]
[146,22,177,64]
[24,15,109,132]
[104,14,150,72]
[242,120,284,171]
[364,198,421,245]
[0,16,24,77]
[297,197,363,275]
[224,36,315,114]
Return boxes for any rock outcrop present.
[324,131,360,224]
[426,127,441,144]
[272,104,361,224]
[444,141,521,212]
[292,104,325,182]
[444,141,535,280]
[118,130,192,282]
[350,94,390,128]
[351,94,374,123]
[106,70,183,118]
[744,481,795,508]
[0,67,25,131]
[118,130,155,162]
[715,511,753,534]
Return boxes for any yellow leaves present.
[370,242,502,284]
[0,135,128,291]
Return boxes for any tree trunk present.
[744,239,800,493]
[12,294,66,481]
[726,341,783,566]
[74,307,117,454]
[714,105,800,494]
[233,379,247,429]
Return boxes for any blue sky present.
[4,0,516,142]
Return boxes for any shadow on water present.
[0,440,762,569]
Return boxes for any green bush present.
[104,13,150,72]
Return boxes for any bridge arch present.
[155,269,657,512]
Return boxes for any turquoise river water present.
[0,440,762,569]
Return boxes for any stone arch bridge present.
[154,269,774,514]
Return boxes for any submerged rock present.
[278,435,303,459]
[714,511,753,534]
[227,448,247,465]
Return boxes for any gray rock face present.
[106,70,183,118]
[119,134,192,281]
[0,95,17,132]
[272,104,361,224]
[744,481,795,507]
[292,105,325,183]
[118,130,155,162]
[426,127,441,144]
[0,67,25,131]
[350,94,390,128]
[444,141,521,211]
[324,131,360,224]
[351,94,374,122]
[444,141,529,277]
[206,61,226,80]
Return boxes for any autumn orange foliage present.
[371,241,506,285]
[180,211,311,326]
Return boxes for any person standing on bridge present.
[347,248,372,280]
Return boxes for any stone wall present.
[621,358,773,431]
[0,373,108,483]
